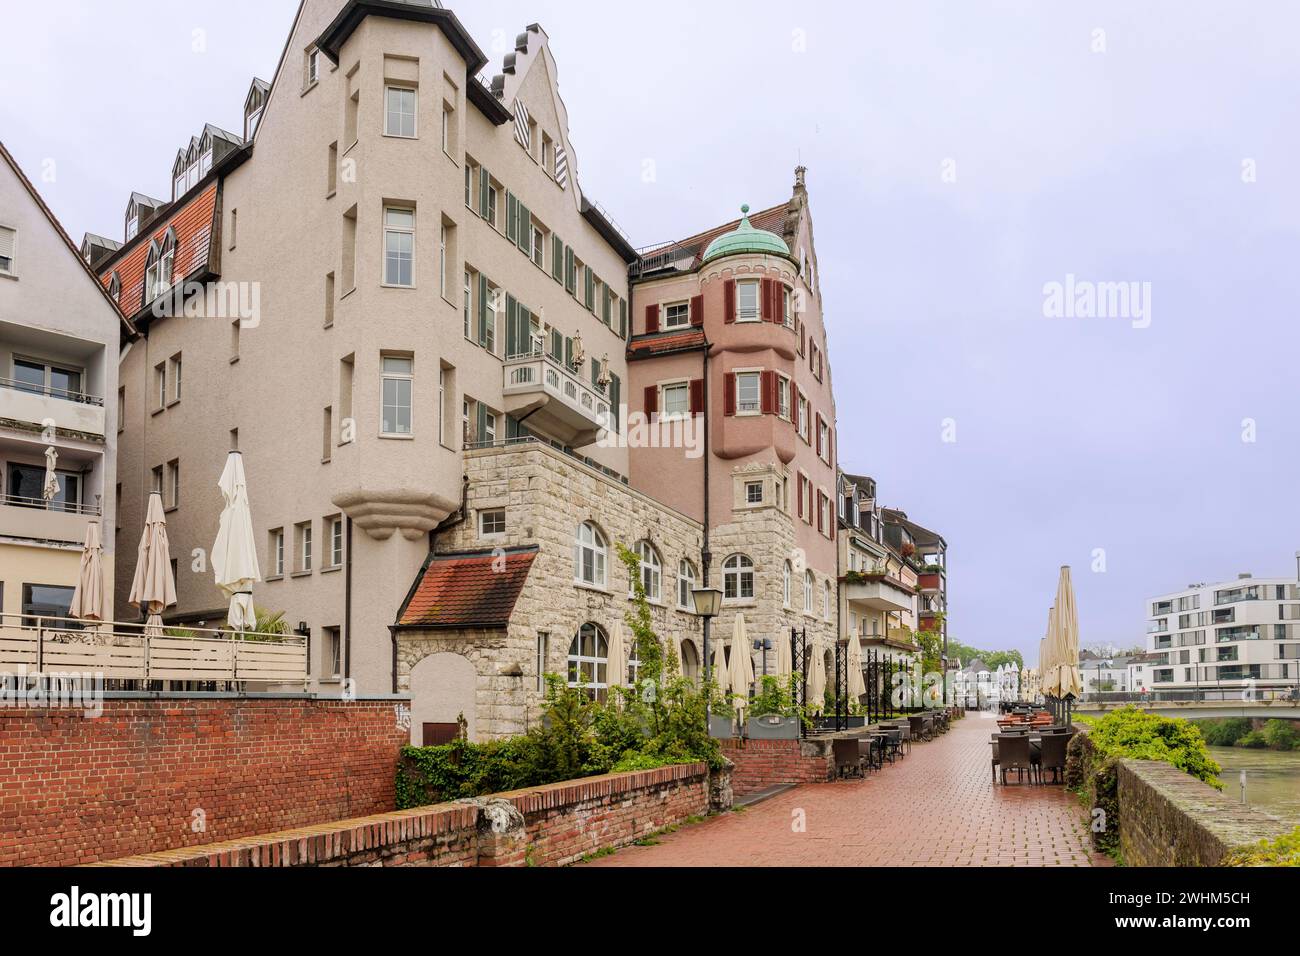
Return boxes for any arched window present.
[822,582,830,620]
[574,521,607,588]
[782,561,792,607]
[804,571,814,613]
[567,623,609,698]
[723,554,754,600]
[677,559,697,609]
[680,638,700,683]
[635,540,662,602]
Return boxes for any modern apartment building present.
[0,141,132,623]
[625,177,841,681]
[1145,560,1300,696]
[93,0,847,740]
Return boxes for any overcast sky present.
[4,0,1298,662]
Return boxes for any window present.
[383,206,415,287]
[439,224,447,297]
[776,376,790,420]
[329,516,344,567]
[325,627,342,679]
[166,460,180,509]
[479,508,506,537]
[817,418,829,460]
[635,541,662,602]
[7,463,80,513]
[532,226,545,268]
[567,623,609,698]
[804,571,814,613]
[783,561,792,607]
[270,528,285,577]
[12,358,82,400]
[661,382,690,419]
[822,583,831,620]
[677,559,697,610]
[306,48,320,86]
[441,103,451,153]
[384,86,416,137]
[735,371,761,414]
[745,481,763,505]
[170,354,183,403]
[21,584,75,620]
[782,286,793,327]
[381,356,413,435]
[154,362,166,409]
[663,301,690,329]
[736,279,760,321]
[151,465,163,495]
[536,632,549,691]
[487,183,499,229]
[299,521,313,572]
[723,554,754,601]
[324,272,335,327]
[574,522,607,588]
[797,394,809,440]
[145,233,175,301]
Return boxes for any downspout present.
[344,516,353,684]
[700,343,711,685]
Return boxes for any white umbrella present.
[775,627,793,680]
[728,614,754,715]
[606,619,628,692]
[1041,607,1059,697]
[69,520,107,625]
[42,446,60,505]
[846,636,867,700]
[808,646,827,715]
[712,639,731,699]
[212,451,261,633]
[128,492,176,638]
[1052,566,1083,699]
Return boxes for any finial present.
[741,204,750,215]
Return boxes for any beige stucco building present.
[0,142,130,626]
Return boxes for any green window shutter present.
[507,193,518,244]
[549,329,563,361]
[504,294,518,358]
[478,274,489,347]
[609,373,621,430]
[517,204,531,254]
[590,357,600,387]
[603,286,612,326]
[479,166,491,219]
[565,247,576,293]
[552,235,563,282]
[585,269,595,311]
[476,401,488,444]
[564,337,573,369]
[619,300,628,339]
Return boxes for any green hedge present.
[1226,827,1300,867]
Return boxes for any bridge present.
[1075,695,1300,722]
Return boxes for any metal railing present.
[0,613,307,684]
[630,241,697,279]
[0,377,104,406]
[0,493,102,516]
[1081,688,1300,704]
[502,349,611,426]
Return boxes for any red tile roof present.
[397,547,538,628]
[641,201,790,268]
[100,182,218,318]
[629,329,707,358]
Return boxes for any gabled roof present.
[628,328,707,360]
[0,139,138,337]
[883,509,946,550]
[397,546,538,629]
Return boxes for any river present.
[1210,747,1300,825]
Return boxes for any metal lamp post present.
[691,585,723,717]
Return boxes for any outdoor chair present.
[996,734,1035,785]
[833,738,865,779]
[1035,732,1070,784]
[858,737,883,773]
[880,728,902,764]
[896,722,912,755]
[908,714,929,742]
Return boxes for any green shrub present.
[1262,719,1300,751]
[1225,827,1300,867]
[1198,717,1252,747]
[1235,730,1269,749]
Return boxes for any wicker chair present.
[834,738,865,779]
[996,734,1035,785]
[858,736,883,772]
[908,714,928,742]
[1036,732,1071,784]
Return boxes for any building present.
[883,508,947,642]
[1145,561,1300,697]
[0,141,132,624]
[837,472,919,665]
[625,176,840,685]
[954,657,995,709]
[1078,655,1134,696]
[94,0,842,739]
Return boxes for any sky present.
[3,0,1298,663]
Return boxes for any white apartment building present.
[1145,559,1300,697]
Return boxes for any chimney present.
[1238,573,1253,580]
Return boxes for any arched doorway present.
[410,652,478,744]
[680,638,700,684]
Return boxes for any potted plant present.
[745,675,802,739]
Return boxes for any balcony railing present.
[502,349,611,431]
[0,614,307,684]
[0,493,101,516]
[0,377,104,407]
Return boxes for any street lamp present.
[691,584,723,679]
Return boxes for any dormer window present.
[126,208,139,241]
[108,273,121,302]
[145,230,176,302]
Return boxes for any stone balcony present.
[0,379,105,437]
[501,351,610,448]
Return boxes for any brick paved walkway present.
[586,712,1110,867]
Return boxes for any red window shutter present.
[689,378,704,415]
[644,386,658,417]
[645,304,660,334]
[760,278,773,322]
[723,280,736,324]
[723,373,736,415]
[817,493,824,533]
[690,294,704,327]
[796,476,804,519]
[799,321,806,354]
[761,370,776,414]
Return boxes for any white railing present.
[502,350,611,429]
[0,493,102,516]
[0,377,104,407]
[0,613,307,684]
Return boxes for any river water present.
[1209,747,1300,825]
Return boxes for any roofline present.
[645,199,789,259]
[0,138,139,338]
[317,0,488,74]
[581,198,638,263]
[392,544,540,627]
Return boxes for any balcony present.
[917,571,943,592]
[0,614,307,684]
[502,350,610,448]
[841,573,913,613]
[0,494,101,545]
[0,378,106,437]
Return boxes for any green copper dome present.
[702,205,790,263]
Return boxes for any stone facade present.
[397,440,707,740]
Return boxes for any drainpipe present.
[344,516,353,685]
[700,343,712,687]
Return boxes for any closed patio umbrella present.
[728,614,754,715]
[774,626,793,680]
[211,451,260,633]
[808,645,827,715]
[1052,566,1083,706]
[128,491,176,638]
[712,640,732,699]
[606,619,628,691]
[42,446,59,505]
[846,636,867,700]
[1040,607,1059,698]
[69,520,106,626]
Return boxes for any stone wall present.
[719,737,835,795]
[1116,759,1291,867]
[0,697,409,867]
[101,763,718,868]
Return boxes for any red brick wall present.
[102,763,712,868]
[0,698,408,867]
[720,738,834,795]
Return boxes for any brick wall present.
[1116,759,1291,866]
[0,697,409,867]
[719,737,834,795]
[101,763,714,867]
